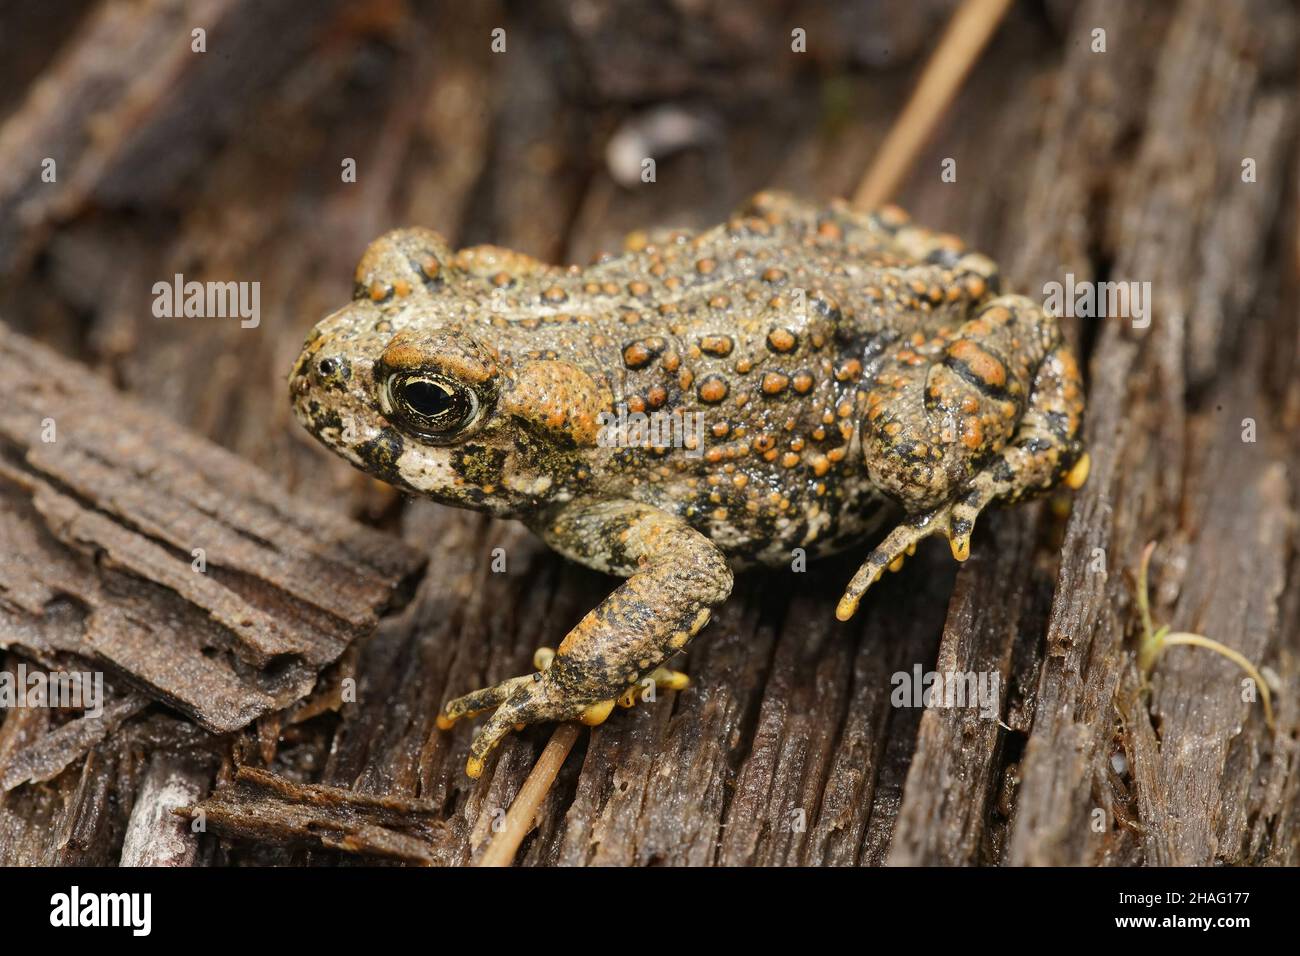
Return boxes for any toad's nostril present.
[318,357,339,377]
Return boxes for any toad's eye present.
[385,372,479,440]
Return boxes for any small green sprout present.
[1135,541,1274,730]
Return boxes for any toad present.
[290,192,1088,777]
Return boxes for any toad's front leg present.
[438,499,733,777]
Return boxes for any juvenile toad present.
[290,192,1088,777]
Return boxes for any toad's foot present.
[836,448,1090,621]
[438,646,689,730]
[436,648,554,730]
[836,500,961,622]
[840,294,1088,621]
[437,500,732,778]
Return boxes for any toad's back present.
[487,191,1006,565]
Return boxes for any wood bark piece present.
[119,752,210,866]
[177,766,451,865]
[0,689,147,792]
[1133,362,1291,865]
[886,507,1045,865]
[1005,0,1297,866]
[0,325,425,739]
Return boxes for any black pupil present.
[403,380,455,419]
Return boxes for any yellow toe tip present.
[950,538,970,562]
[435,713,457,731]
[835,597,858,622]
[661,672,690,691]
[465,757,484,779]
[580,699,616,726]
[1065,452,1091,490]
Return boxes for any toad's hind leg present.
[838,294,1087,620]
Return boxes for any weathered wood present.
[0,324,424,833]
[1005,0,1298,868]
[119,752,210,866]
[886,507,1044,865]
[0,689,147,792]
[177,766,452,865]
[0,0,347,271]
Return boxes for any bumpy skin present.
[289,192,1088,777]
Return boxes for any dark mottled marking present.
[358,429,405,484]
[317,355,351,389]
[454,444,508,486]
[944,350,1009,397]
[1017,436,1054,454]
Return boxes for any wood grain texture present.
[0,0,1296,866]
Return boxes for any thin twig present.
[475,722,581,867]
[852,0,1013,211]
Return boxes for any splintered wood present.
[0,326,424,788]
[176,767,453,865]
